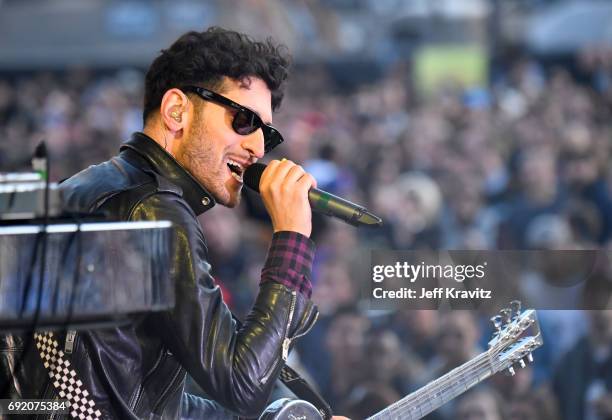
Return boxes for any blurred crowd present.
[3,43,612,419]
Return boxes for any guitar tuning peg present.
[500,308,512,324]
[510,300,522,318]
[518,359,526,369]
[507,366,516,376]
[490,315,503,332]
[527,353,534,363]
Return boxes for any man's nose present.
[242,129,265,159]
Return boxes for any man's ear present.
[160,88,189,132]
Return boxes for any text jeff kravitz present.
[372,287,492,300]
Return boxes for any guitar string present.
[370,330,531,420]
[379,337,528,419]
[368,315,538,419]
[371,352,494,419]
[393,319,534,413]
[388,343,511,416]
[369,353,492,420]
[375,352,502,419]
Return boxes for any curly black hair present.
[142,27,291,124]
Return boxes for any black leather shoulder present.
[60,152,184,220]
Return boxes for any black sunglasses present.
[181,85,284,153]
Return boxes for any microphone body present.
[243,163,382,227]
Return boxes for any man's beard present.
[177,126,241,208]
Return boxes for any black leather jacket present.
[1,133,319,419]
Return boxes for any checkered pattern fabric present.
[34,331,102,419]
[279,365,299,382]
[261,231,315,298]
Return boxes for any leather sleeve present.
[131,193,318,417]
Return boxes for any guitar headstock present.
[487,300,543,376]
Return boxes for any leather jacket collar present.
[121,132,216,215]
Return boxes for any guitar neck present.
[259,307,540,420]
[367,351,495,420]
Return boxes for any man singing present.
[9,27,330,419]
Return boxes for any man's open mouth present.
[227,159,244,182]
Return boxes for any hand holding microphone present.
[244,161,382,232]
[255,159,317,237]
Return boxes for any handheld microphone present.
[243,163,382,228]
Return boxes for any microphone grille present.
[243,163,267,193]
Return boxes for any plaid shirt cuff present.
[261,231,315,298]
